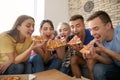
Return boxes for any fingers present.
[0,65,6,74]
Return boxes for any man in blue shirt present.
[86,11,120,80]
[69,14,94,79]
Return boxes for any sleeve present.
[115,26,120,41]
[0,35,15,53]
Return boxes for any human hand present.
[0,60,12,74]
[31,41,46,49]
[68,43,83,51]
[82,45,98,60]
[95,41,106,53]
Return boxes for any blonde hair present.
[57,22,70,34]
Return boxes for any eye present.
[26,25,31,28]
[43,27,47,30]
[94,27,99,31]
[76,24,80,28]
[63,28,67,31]
[50,28,54,30]
[71,25,74,29]
[59,29,61,32]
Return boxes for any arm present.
[82,45,112,64]
[94,52,112,64]
[103,47,120,61]
[96,41,120,61]
[56,46,66,61]
[15,41,45,64]
[0,52,14,74]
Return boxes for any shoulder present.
[114,25,120,41]
[85,29,90,34]
[0,33,16,43]
[85,29,94,38]
[115,25,120,33]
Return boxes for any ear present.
[17,25,21,30]
[106,22,112,29]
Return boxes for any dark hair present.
[87,11,112,26]
[40,19,54,30]
[7,15,34,42]
[69,14,84,22]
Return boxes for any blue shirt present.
[102,26,120,66]
[84,29,94,45]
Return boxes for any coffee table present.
[34,69,74,80]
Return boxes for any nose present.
[47,29,51,33]
[60,30,64,34]
[73,27,77,32]
[30,26,34,32]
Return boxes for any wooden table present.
[34,69,74,80]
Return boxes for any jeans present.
[2,63,24,75]
[93,63,114,80]
[29,54,62,73]
[47,58,62,70]
[59,66,70,74]
[105,64,120,80]
[29,54,45,73]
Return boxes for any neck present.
[106,29,114,42]
[18,34,26,43]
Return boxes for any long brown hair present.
[6,15,34,42]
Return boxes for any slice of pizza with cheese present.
[55,37,66,47]
[46,38,66,49]
[67,35,82,45]
[32,35,47,42]
[79,39,95,54]
[79,45,90,54]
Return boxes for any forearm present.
[15,46,33,64]
[95,54,112,64]
[104,48,120,61]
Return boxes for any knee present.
[32,54,43,61]
[54,58,62,64]
[93,64,106,77]
[10,64,24,74]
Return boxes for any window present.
[0,0,44,35]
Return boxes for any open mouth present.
[61,35,66,38]
[46,35,51,39]
[27,32,33,36]
[73,32,79,36]
[94,35,101,42]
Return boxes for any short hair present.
[87,11,112,24]
[69,14,84,22]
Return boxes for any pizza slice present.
[55,37,66,47]
[46,39,58,49]
[46,37,67,49]
[79,45,90,54]
[1,76,20,80]
[79,39,95,54]
[32,35,47,42]
[67,35,82,45]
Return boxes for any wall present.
[68,0,120,27]
[44,0,69,30]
